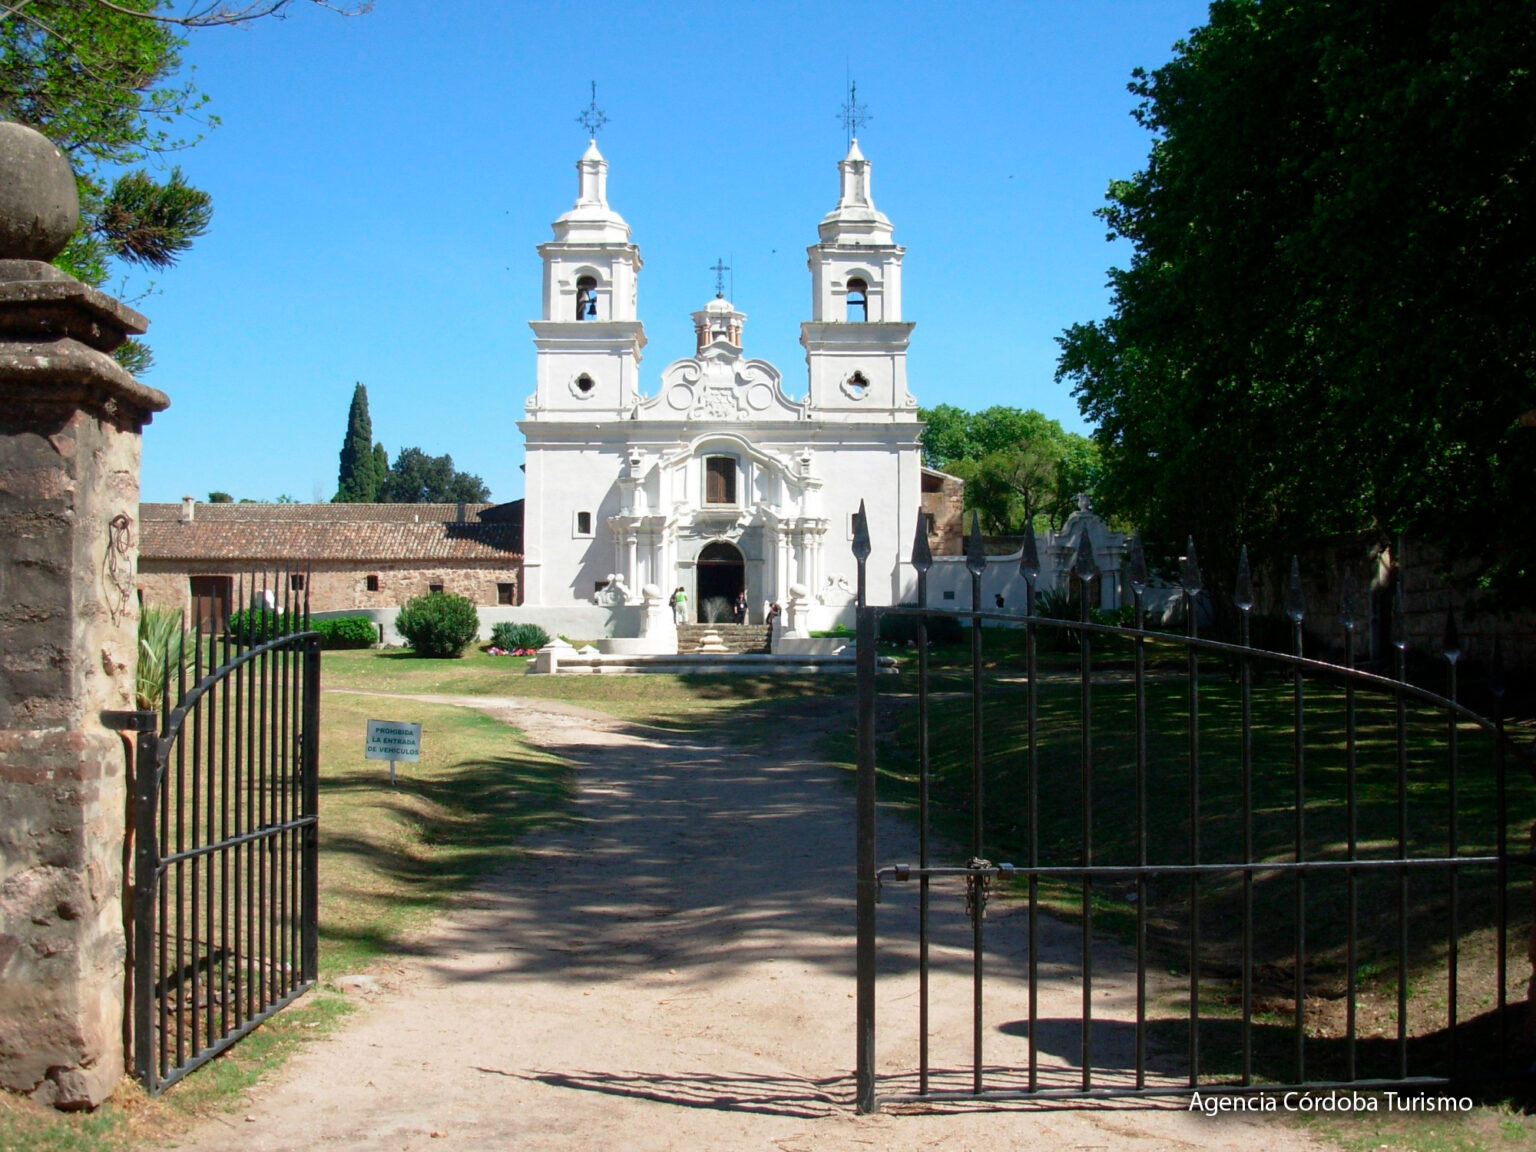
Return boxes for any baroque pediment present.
[638,345,806,422]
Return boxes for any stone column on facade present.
[0,123,169,1108]
[624,532,638,603]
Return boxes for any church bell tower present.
[800,138,916,416]
[527,138,646,419]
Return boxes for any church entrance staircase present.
[676,623,771,654]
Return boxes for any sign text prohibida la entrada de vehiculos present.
[365,719,420,786]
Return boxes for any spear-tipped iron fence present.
[112,570,320,1095]
[852,504,1535,1111]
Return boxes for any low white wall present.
[775,636,854,656]
[477,604,642,642]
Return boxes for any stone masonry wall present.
[0,406,144,1108]
[137,561,520,614]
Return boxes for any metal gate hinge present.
[102,710,157,732]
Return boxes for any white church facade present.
[517,137,926,635]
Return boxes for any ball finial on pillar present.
[0,122,80,261]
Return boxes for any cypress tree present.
[335,383,382,502]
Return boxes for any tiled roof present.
[140,502,501,524]
[140,502,523,562]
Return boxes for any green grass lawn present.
[321,645,846,720]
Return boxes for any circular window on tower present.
[841,371,870,401]
[571,373,596,399]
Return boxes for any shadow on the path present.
[399,696,922,986]
[477,1066,848,1119]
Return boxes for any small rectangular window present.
[705,456,736,504]
[289,573,306,592]
[575,511,593,536]
[497,582,516,606]
[923,513,936,536]
[942,590,956,601]
[366,574,380,592]
[429,582,445,595]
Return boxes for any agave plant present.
[136,607,184,710]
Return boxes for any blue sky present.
[134,0,1211,504]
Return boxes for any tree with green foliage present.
[0,1,368,373]
[379,447,489,505]
[919,404,1100,532]
[334,382,385,502]
[1056,0,1536,601]
[1,0,214,372]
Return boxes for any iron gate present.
[852,506,1534,1111]
[118,573,320,1094]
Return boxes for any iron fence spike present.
[964,511,987,576]
[910,508,933,574]
[1443,604,1461,663]
[1338,566,1359,628]
[851,500,872,562]
[1391,578,1409,650]
[1491,635,1506,698]
[1128,535,1147,589]
[1073,530,1099,581]
[1285,556,1305,622]
[1020,524,1040,584]
[1234,546,1254,610]
[1180,537,1202,594]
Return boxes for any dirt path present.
[178,691,1329,1152]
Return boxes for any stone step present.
[676,623,772,654]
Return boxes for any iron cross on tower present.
[710,258,730,298]
[577,80,607,138]
[839,79,871,147]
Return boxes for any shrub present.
[490,622,549,651]
[395,592,480,658]
[1032,586,1084,651]
[315,616,378,649]
[879,609,963,647]
[224,607,302,643]
[137,607,184,709]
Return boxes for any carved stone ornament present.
[817,572,855,604]
[691,386,740,421]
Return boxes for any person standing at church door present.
[674,586,688,625]
[733,591,747,626]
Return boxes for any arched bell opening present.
[695,540,745,623]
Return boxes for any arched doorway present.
[695,540,745,622]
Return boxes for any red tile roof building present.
[137,499,523,622]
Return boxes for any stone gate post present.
[0,123,168,1108]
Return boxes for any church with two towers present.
[518,133,927,629]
